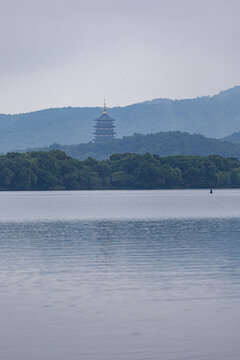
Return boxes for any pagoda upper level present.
[93,101,116,143]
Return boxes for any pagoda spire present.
[103,99,107,114]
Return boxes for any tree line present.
[1,150,240,190]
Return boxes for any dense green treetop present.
[0,150,240,190]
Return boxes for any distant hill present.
[1,86,240,152]
[222,132,240,144]
[25,131,240,160]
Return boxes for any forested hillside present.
[1,150,240,190]
[27,131,240,160]
[1,86,240,152]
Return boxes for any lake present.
[0,190,240,360]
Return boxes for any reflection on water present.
[0,190,240,360]
[0,216,240,360]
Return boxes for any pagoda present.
[94,100,116,142]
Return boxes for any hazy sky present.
[0,0,240,113]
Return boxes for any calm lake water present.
[0,190,240,360]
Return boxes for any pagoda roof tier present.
[94,124,115,128]
[94,113,115,122]
[94,130,116,135]
[95,138,115,143]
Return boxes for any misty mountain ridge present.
[223,131,240,144]
[142,86,240,104]
[1,86,240,153]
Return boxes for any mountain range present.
[1,86,240,153]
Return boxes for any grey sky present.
[0,0,239,113]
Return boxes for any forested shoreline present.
[0,150,240,190]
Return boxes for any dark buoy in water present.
[210,188,213,194]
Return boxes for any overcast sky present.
[0,0,239,113]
